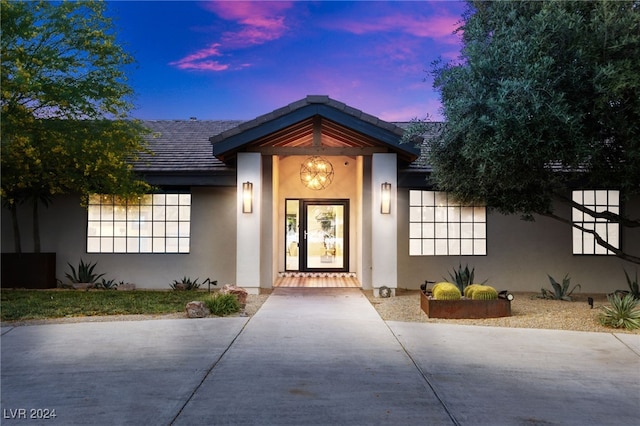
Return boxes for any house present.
[2,95,638,294]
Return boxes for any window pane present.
[86,193,191,254]
[114,238,127,253]
[409,206,422,222]
[179,238,190,253]
[448,239,460,255]
[166,206,179,221]
[435,239,448,255]
[88,205,101,220]
[422,239,435,255]
[408,190,486,257]
[87,237,100,252]
[165,238,178,253]
[572,189,618,255]
[166,222,179,237]
[409,223,422,239]
[422,223,435,238]
[409,190,422,206]
[166,194,179,205]
[409,239,422,255]
[474,240,486,255]
[460,239,474,255]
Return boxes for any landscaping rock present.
[221,284,248,304]
[185,301,209,318]
[117,283,136,291]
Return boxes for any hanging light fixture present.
[300,156,334,190]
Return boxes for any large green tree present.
[1,0,150,253]
[426,0,640,264]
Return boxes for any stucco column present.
[371,153,397,297]
[236,152,261,294]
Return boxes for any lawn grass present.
[0,290,211,321]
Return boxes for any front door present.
[285,199,348,272]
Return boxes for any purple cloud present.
[169,1,295,71]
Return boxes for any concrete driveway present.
[2,288,639,425]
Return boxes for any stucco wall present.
[397,189,640,294]
[1,187,237,290]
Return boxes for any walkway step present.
[173,288,454,425]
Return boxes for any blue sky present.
[107,1,466,122]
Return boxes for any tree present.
[1,0,150,253]
[425,0,640,264]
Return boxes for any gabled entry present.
[285,199,349,272]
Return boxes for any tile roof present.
[134,120,243,173]
[132,97,443,181]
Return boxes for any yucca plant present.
[65,259,105,284]
[540,274,581,301]
[205,293,241,316]
[599,294,640,330]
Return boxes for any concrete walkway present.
[1,288,639,425]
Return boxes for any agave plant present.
[65,259,105,284]
[447,263,475,293]
[540,274,581,301]
[599,293,640,330]
[170,276,201,291]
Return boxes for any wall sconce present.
[381,182,391,214]
[242,181,253,213]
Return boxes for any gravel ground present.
[365,289,640,334]
[4,290,638,335]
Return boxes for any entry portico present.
[211,95,419,295]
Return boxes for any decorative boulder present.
[221,284,248,305]
[185,301,210,318]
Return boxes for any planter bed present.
[420,290,511,319]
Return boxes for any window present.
[409,191,486,256]
[572,190,619,255]
[87,193,191,253]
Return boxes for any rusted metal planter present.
[420,291,511,319]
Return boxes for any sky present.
[107,1,467,122]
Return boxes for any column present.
[371,153,397,297]
[236,152,261,294]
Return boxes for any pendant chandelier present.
[300,156,334,190]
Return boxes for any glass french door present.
[285,199,348,272]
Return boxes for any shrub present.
[205,293,241,316]
[470,285,498,300]
[598,294,640,330]
[432,282,461,300]
[65,259,105,284]
[539,274,581,301]
[170,277,201,291]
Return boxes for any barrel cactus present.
[432,282,462,300]
[471,285,498,300]
[464,284,482,298]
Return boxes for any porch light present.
[242,181,253,213]
[381,182,392,214]
[300,156,334,190]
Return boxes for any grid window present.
[572,190,619,255]
[87,193,191,253]
[409,190,486,256]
